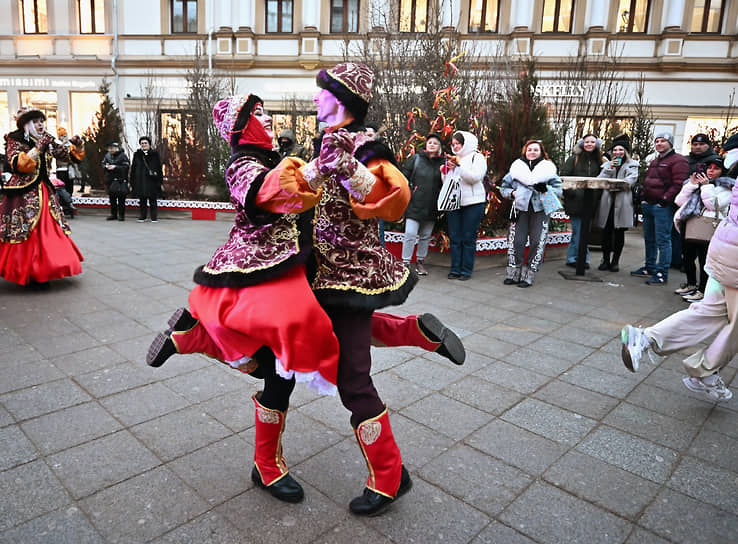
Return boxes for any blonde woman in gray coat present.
[595,134,638,272]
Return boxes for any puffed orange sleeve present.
[350,159,411,221]
[70,147,85,161]
[255,157,323,214]
[11,151,38,174]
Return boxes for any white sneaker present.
[674,284,697,295]
[683,291,703,302]
[682,375,733,402]
[620,325,651,372]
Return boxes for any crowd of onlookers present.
[397,126,738,296]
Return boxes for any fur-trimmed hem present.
[192,246,312,288]
[314,272,418,312]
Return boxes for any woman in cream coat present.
[441,131,487,280]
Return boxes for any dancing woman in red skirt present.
[0,107,85,288]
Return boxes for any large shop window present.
[399,0,428,32]
[541,0,574,33]
[616,0,650,33]
[266,0,293,33]
[691,0,724,33]
[19,91,57,135]
[331,0,360,33]
[172,0,197,33]
[469,0,499,32]
[70,92,104,136]
[0,92,9,144]
[79,0,106,34]
[20,0,49,34]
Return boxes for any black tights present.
[683,241,708,291]
[601,202,625,263]
[255,347,295,412]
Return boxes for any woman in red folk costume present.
[0,107,85,288]
[147,94,341,502]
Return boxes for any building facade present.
[1,0,737,155]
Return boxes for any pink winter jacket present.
[705,182,738,288]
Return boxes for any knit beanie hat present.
[316,62,374,123]
[609,133,631,153]
[654,131,674,147]
[691,133,711,145]
[722,132,738,152]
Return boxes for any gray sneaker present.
[682,375,733,402]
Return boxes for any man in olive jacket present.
[631,132,689,285]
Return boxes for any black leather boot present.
[349,465,412,516]
[251,466,304,503]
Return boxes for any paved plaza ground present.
[1,209,737,543]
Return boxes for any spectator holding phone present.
[672,157,735,302]
[595,134,638,272]
[130,136,163,222]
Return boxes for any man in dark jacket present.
[687,133,719,174]
[130,136,163,222]
[102,142,130,221]
[631,131,689,284]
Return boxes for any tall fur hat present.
[609,133,631,153]
[14,106,45,129]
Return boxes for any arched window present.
[331,0,360,32]
[690,0,724,33]
[399,0,428,32]
[172,0,198,33]
[20,0,48,34]
[541,0,574,33]
[79,0,105,34]
[469,0,499,32]
[616,0,650,33]
[266,0,294,33]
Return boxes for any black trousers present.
[109,193,126,219]
[683,240,709,291]
[57,169,72,195]
[139,197,158,221]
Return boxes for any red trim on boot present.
[354,408,402,498]
[171,323,227,361]
[371,312,440,352]
[253,394,289,486]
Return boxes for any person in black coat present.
[130,136,163,222]
[400,133,445,275]
[102,142,130,221]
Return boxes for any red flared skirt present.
[0,184,83,285]
[188,264,340,395]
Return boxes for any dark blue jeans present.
[447,202,485,277]
[641,202,673,276]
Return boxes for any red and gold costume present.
[0,108,84,285]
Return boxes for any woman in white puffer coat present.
[440,131,488,280]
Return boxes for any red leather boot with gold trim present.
[371,312,465,365]
[350,408,412,516]
[251,394,304,503]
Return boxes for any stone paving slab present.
[1,214,737,542]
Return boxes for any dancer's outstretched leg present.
[371,312,465,365]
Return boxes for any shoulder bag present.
[685,195,722,244]
[437,172,461,211]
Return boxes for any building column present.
[237,0,255,30]
[215,0,234,30]
[585,0,608,30]
[512,0,534,30]
[663,0,686,31]
[302,0,320,30]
